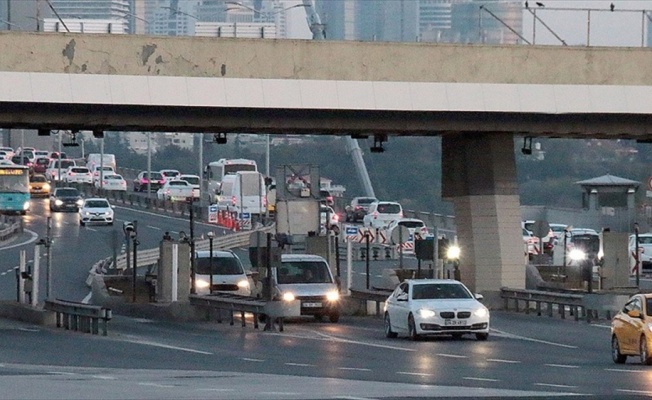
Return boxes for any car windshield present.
[278,261,332,284]
[162,171,179,177]
[85,200,109,208]
[55,189,79,197]
[70,168,89,173]
[399,221,424,229]
[182,177,199,185]
[30,175,47,183]
[377,203,400,214]
[144,172,163,180]
[411,283,472,300]
[106,175,122,180]
[358,197,377,205]
[638,236,652,245]
[195,256,244,275]
[168,181,186,186]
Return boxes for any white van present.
[215,174,237,209]
[273,254,341,323]
[86,153,116,172]
[225,171,266,216]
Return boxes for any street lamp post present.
[189,199,196,294]
[207,231,214,294]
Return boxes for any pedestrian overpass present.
[2,31,652,301]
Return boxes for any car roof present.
[84,197,109,202]
[407,279,464,285]
[281,254,328,262]
[391,218,424,224]
[195,250,237,258]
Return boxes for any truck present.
[205,158,257,203]
[156,180,200,201]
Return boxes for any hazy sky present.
[284,0,652,46]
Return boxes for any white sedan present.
[383,279,490,341]
[94,174,127,192]
[79,198,114,226]
[63,166,93,184]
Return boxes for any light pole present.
[207,231,214,294]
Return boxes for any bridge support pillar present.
[442,133,525,300]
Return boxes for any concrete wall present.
[1,32,652,85]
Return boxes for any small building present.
[576,174,639,212]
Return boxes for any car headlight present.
[55,199,63,206]
[282,292,295,302]
[474,307,489,318]
[43,183,50,189]
[195,279,209,289]
[237,279,250,289]
[647,323,652,332]
[326,290,340,302]
[418,309,436,318]
[23,201,30,210]
[568,248,586,261]
[76,199,84,206]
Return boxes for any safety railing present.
[0,218,22,241]
[44,299,112,336]
[500,287,585,321]
[349,288,393,316]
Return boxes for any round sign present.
[391,226,411,245]
[531,220,550,239]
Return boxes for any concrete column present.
[158,240,191,302]
[442,133,525,297]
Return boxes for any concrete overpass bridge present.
[1,31,652,301]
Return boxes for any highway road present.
[3,194,652,399]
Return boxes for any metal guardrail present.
[500,287,585,321]
[349,288,392,316]
[0,219,22,241]
[44,299,112,336]
[111,225,275,271]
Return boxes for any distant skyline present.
[286,0,652,46]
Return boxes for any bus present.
[206,158,257,202]
[0,165,31,215]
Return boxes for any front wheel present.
[641,335,652,365]
[408,314,420,341]
[612,335,627,364]
[475,332,489,341]
[384,313,397,338]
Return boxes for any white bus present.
[206,158,257,202]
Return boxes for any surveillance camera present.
[123,221,137,236]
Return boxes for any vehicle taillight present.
[141,179,147,183]
[231,196,236,206]
[372,211,378,218]
[262,195,267,207]
[333,213,339,222]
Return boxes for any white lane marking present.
[487,358,521,364]
[397,371,432,377]
[269,331,416,352]
[491,328,578,349]
[545,364,579,369]
[534,383,578,389]
[259,392,302,396]
[284,362,315,367]
[138,382,175,388]
[605,368,649,373]
[17,327,40,332]
[242,358,265,362]
[195,388,236,392]
[0,229,39,251]
[334,397,378,400]
[616,389,652,395]
[121,339,212,355]
[47,372,77,376]
[147,225,162,230]
[463,377,499,382]
[84,227,98,232]
[436,353,467,359]
[375,275,383,278]
[91,375,117,380]
[338,367,372,372]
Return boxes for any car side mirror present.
[475,293,484,301]
[628,309,642,319]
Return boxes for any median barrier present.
[44,299,112,336]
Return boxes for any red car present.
[33,157,50,174]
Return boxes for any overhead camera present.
[123,221,137,237]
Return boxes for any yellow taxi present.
[29,174,51,197]
[611,293,652,365]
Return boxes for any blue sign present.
[209,205,217,212]
[346,226,357,235]
[240,212,251,219]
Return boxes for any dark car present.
[49,187,83,212]
[11,155,33,167]
[33,157,50,174]
[345,196,378,222]
[133,171,164,192]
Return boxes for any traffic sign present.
[358,227,374,243]
[531,220,550,239]
[391,226,411,245]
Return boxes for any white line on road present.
[487,358,521,364]
[91,375,117,380]
[81,291,92,304]
[138,382,175,388]
[396,371,432,377]
[544,364,579,369]
[259,392,302,396]
[0,229,38,251]
[334,397,378,400]
[436,353,467,359]
[284,363,315,367]
[616,389,652,395]
[122,339,213,355]
[534,383,578,389]
[491,328,578,349]
[148,225,162,230]
[338,367,372,372]
[605,368,649,373]
[241,358,265,362]
[270,331,417,352]
[463,377,499,382]
[195,388,235,392]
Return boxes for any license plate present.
[444,319,465,326]
[303,302,322,308]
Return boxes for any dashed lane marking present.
[463,377,499,382]
[534,383,578,389]
[241,358,265,362]
[338,367,372,372]
[616,389,652,395]
[436,353,467,359]
[284,363,315,367]
[487,359,521,364]
[396,371,432,377]
[544,364,579,369]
